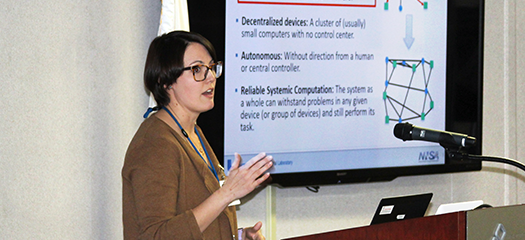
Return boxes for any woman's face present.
[170,43,216,115]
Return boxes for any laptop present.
[435,200,484,215]
[370,192,433,225]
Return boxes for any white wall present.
[0,0,523,239]
[0,1,160,239]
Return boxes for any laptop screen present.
[370,193,433,225]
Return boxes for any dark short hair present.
[144,31,217,107]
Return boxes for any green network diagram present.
[383,57,434,124]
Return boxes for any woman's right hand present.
[220,152,273,202]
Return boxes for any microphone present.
[393,123,476,148]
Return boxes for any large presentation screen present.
[223,0,447,175]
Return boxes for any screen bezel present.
[190,0,484,187]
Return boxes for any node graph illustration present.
[383,57,434,123]
[384,0,428,11]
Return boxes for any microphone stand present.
[443,144,525,172]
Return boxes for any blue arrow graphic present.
[404,14,415,49]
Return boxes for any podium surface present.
[283,204,525,240]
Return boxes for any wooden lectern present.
[283,204,525,240]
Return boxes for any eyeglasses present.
[182,61,223,82]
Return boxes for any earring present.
[168,86,173,89]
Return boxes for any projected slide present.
[224,0,447,173]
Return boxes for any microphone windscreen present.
[393,123,413,141]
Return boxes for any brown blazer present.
[122,115,237,239]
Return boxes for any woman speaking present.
[122,31,273,240]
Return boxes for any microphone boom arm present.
[393,123,525,172]
[446,149,525,172]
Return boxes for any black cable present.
[468,155,525,172]
[446,150,525,172]
[306,186,320,193]
[474,204,493,210]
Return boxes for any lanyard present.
[162,106,219,182]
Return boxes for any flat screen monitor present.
[190,0,483,187]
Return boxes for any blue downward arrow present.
[404,14,415,49]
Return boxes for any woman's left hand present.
[242,221,265,240]
[220,152,273,202]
